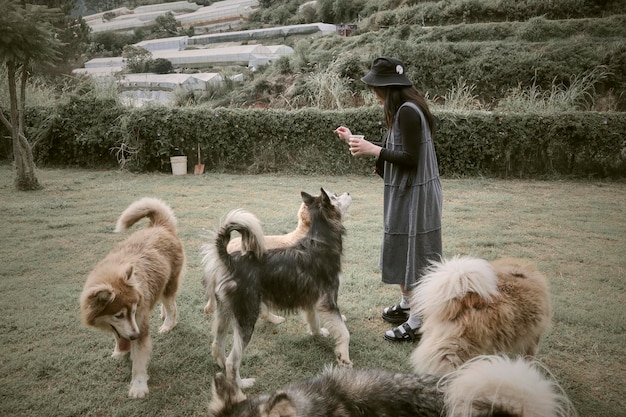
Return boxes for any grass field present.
[0,164,624,417]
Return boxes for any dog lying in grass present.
[208,355,575,417]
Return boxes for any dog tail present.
[219,209,265,259]
[441,355,577,417]
[412,255,499,320]
[201,209,265,275]
[115,197,178,234]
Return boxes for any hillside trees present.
[0,0,64,190]
[29,0,91,72]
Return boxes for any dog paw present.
[239,378,256,389]
[129,381,149,398]
[111,349,129,359]
[263,313,285,324]
[203,301,214,314]
[336,352,352,368]
[158,321,176,334]
[308,327,330,337]
[337,358,353,368]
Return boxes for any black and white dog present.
[202,189,352,388]
[208,355,576,417]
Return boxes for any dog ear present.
[124,265,134,282]
[320,187,331,205]
[209,372,246,414]
[88,284,115,304]
[265,391,297,417]
[301,191,314,205]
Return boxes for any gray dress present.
[380,102,443,288]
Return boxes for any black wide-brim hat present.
[361,56,412,87]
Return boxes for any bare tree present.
[0,0,63,190]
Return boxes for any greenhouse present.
[150,44,276,69]
[135,36,190,52]
[119,73,222,91]
[188,22,337,45]
[175,0,258,28]
[83,0,257,34]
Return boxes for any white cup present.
[348,135,364,145]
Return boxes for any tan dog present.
[80,197,185,398]
[202,190,351,324]
[410,256,552,376]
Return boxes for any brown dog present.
[410,256,552,376]
[80,197,185,398]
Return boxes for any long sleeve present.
[378,106,421,168]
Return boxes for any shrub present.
[147,58,173,74]
[17,100,625,178]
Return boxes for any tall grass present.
[436,77,484,111]
[0,165,624,416]
[0,68,61,108]
[495,67,611,112]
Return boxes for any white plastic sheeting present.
[80,42,292,72]
[151,44,273,68]
[175,0,258,26]
[84,0,258,33]
[136,36,189,52]
[189,23,337,45]
[72,66,125,77]
[133,1,201,14]
[84,57,125,68]
[119,73,223,91]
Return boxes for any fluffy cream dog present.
[410,256,552,376]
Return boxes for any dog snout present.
[128,332,140,340]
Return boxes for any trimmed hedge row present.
[393,14,626,43]
[9,100,626,178]
[371,0,625,27]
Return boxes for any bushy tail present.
[441,355,577,417]
[214,209,265,262]
[413,256,499,319]
[115,197,178,234]
[201,210,266,305]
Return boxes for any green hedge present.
[388,14,626,43]
[377,0,625,26]
[7,99,625,178]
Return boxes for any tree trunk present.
[3,60,41,191]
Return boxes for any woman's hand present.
[348,136,382,157]
[333,126,352,142]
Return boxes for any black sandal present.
[381,304,410,324]
[383,322,420,343]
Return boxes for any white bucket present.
[170,156,187,175]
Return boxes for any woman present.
[334,57,442,342]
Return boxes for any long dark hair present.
[374,86,435,135]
